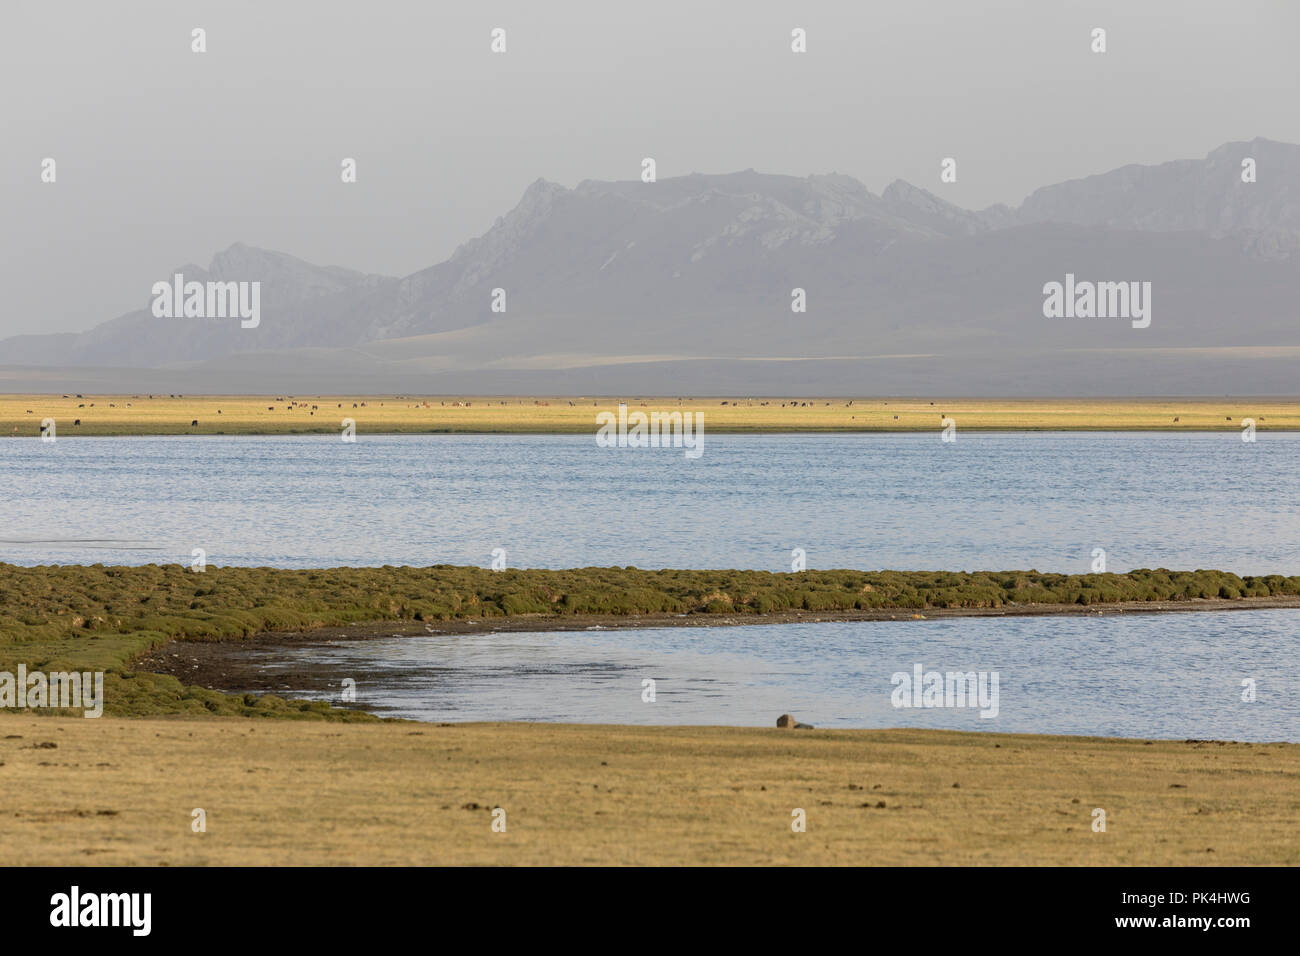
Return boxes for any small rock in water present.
[776,714,815,729]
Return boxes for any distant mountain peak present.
[880,178,993,237]
[205,242,373,286]
[522,177,568,198]
[1015,137,1300,254]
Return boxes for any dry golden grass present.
[2,394,1298,435]
[1,715,1295,865]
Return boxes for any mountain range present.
[3,137,1298,395]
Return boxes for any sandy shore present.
[133,596,1300,693]
[1,715,1294,866]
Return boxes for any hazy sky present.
[2,0,1297,337]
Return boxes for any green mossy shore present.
[2,563,1299,720]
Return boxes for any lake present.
[3,432,1298,573]
[229,609,1300,741]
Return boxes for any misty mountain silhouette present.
[3,138,1297,394]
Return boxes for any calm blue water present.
[236,610,1300,740]
[2,432,1298,573]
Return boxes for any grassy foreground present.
[1,716,1295,865]
[3,563,1299,719]
[2,394,1298,435]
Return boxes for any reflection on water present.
[233,609,1300,741]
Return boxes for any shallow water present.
[4,432,1298,573]
[234,609,1300,740]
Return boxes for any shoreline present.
[133,595,1300,694]
[11,563,1297,719]
[5,394,1300,435]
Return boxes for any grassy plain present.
[2,394,1298,435]
[1,715,1295,865]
